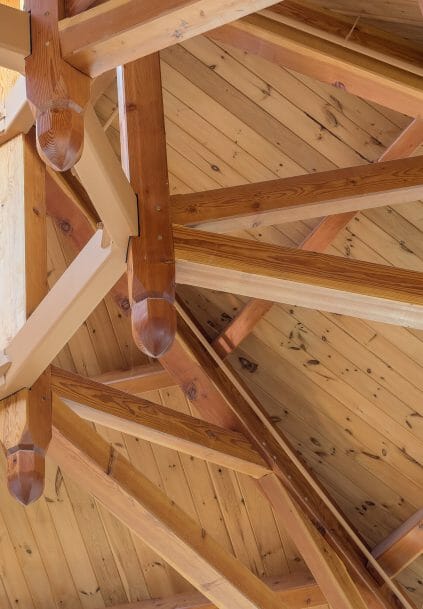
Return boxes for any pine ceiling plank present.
[43,459,104,609]
[160,60,304,180]
[50,398,286,609]
[161,42,333,174]
[122,427,191,597]
[171,156,423,232]
[65,475,129,606]
[180,36,362,169]
[174,227,423,329]
[50,367,270,478]
[209,13,423,117]
[0,508,35,609]
[59,0,287,77]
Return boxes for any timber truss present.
[0,1,422,609]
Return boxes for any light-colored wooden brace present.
[24,0,91,171]
[118,55,176,357]
[0,369,52,505]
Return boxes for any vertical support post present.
[118,55,176,357]
[24,0,91,171]
[0,20,51,502]
[0,370,51,505]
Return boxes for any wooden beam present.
[65,0,97,16]
[101,572,326,609]
[0,370,51,505]
[49,397,284,609]
[171,302,414,609]
[92,363,176,394]
[74,104,138,252]
[209,14,423,117]
[174,227,423,329]
[25,0,91,171]
[50,366,270,478]
[118,55,176,357]
[212,300,273,358]
[171,156,423,233]
[0,3,30,73]
[262,1,423,75]
[0,76,34,147]
[2,230,126,400]
[372,509,423,577]
[211,117,423,358]
[59,0,284,77]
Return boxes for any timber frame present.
[0,2,422,609]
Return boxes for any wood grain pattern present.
[174,304,412,609]
[58,0,292,77]
[25,0,91,171]
[49,398,285,609]
[174,226,423,329]
[118,55,176,357]
[171,155,423,232]
[209,14,423,118]
[50,366,270,477]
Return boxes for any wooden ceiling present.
[0,1,422,608]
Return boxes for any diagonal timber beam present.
[261,1,423,75]
[49,397,284,609]
[2,230,126,400]
[171,156,423,233]
[58,0,284,78]
[209,14,423,118]
[50,366,271,478]
[39,177,412,609]
[74,104,138,251]
[212,117,423,358]
[160,304,414,609]
[0,3,30,73]
[174,226,423,329]
[372,509,423,578]
[102,572,326,609]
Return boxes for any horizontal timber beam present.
[173,227,423,329]
[92,363,176,394]
[103,572,326,609]
[2,230,126,400]
[261,1,423,76]
[59,0,284,77]
[51,366,270,477]
[209,13,423,118]
[50,398,284,609]
[372,509,423,577]
[0,3,30,73]
[171,156,423,232]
